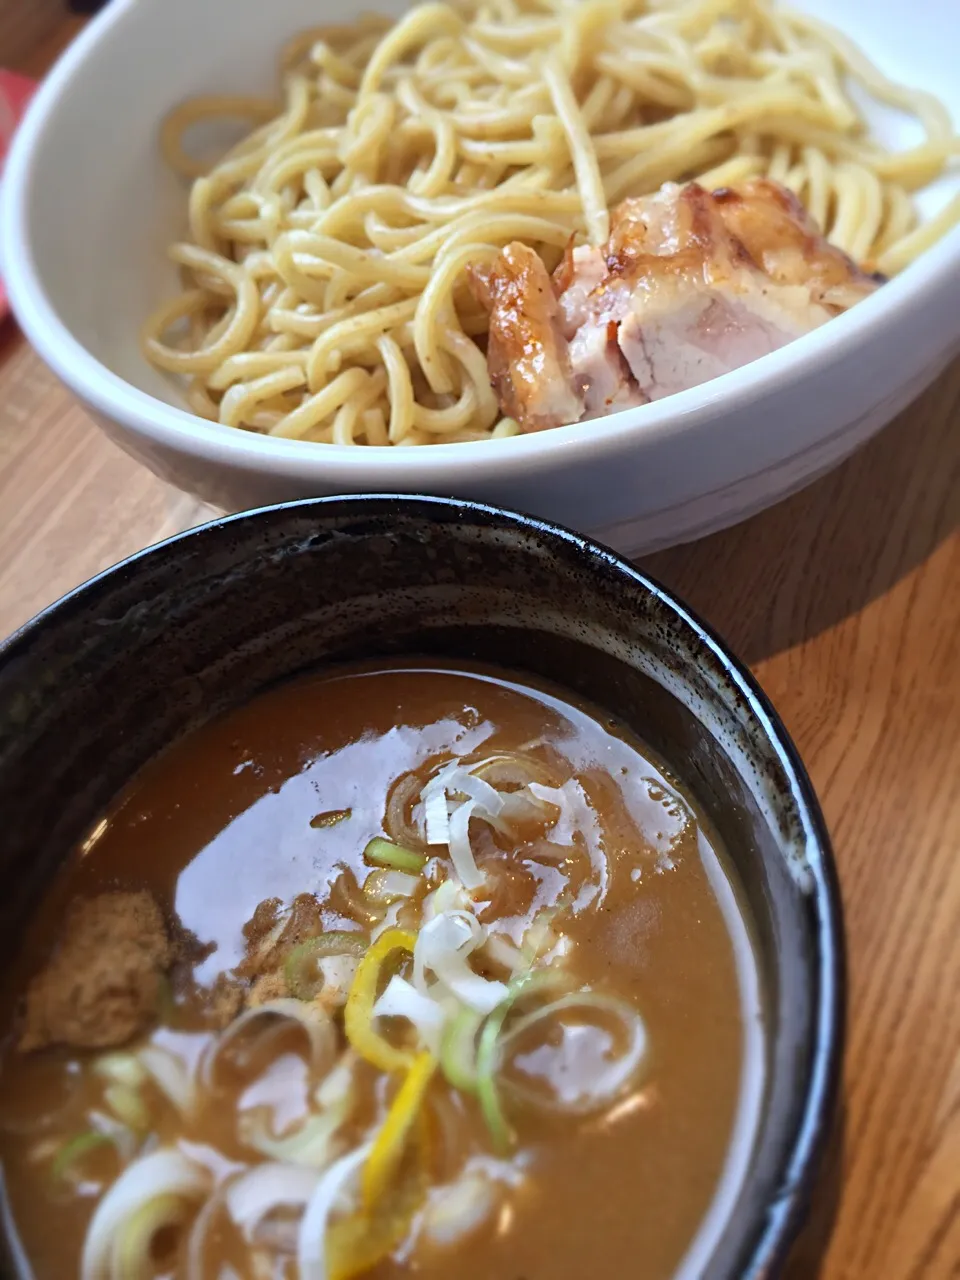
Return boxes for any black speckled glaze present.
[0,495,843,1280]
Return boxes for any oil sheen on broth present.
[0,663,763,1280]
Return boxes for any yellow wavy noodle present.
[143,0,960,445]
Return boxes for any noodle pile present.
[143,0,960,445]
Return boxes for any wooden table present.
[3,20,959,1280]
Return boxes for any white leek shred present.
[496,786,551,825]
[297,1143,372,1280]
[529,779,600,852]
[421,759,504,850]
[364,869,421,901]
[93,1054,148,1090]
[421,760,461,846]
[316,955,360,1009]
[446,800,486,890]
[373,975,447,1054]
[446,767,504,816]
[88,1110,138,1165]
[177,1140,247,1185]
[421,1171,496,1246]
[529,779,608,906]
[502,992,647,1111]
[80,1147,210,1280]
[420,757,545,888]
[238,1109,346,1170]
[528,782,576,840]
[483,933,527,975]
[103,1083,150,1132]
[413,912,480,989]
[420,1156,527,1247]
[369,900,404,943]
[433,910,485,951]
[314,1056,355,1111]
[239,1054,354,1170]
[423,787,452,847]
[200,1000,336,1091]
[137,1044,197,1117]
[423,760,462,795]
[414,913,507,1015]
[225,1163,320,1241]
[469,1152,531,1187]
[522,913,572,966]
[423,879,468,922]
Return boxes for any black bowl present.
[0,495,842,1279]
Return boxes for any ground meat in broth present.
[18,891,171,1052]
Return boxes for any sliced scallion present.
[103,1083,151,1133]
[498,991,648,1114]
[475,977,532,1155]
[285,933,368,1001]
[363,838,427,874]
[475,969,568,1154]
[440,1005,484,1094]
[51,1131,112,1183]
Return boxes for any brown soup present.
[0,661,763,1280]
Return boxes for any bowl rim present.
[0,492,844,1277]
[1,0,959,479]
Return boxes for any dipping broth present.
[0,662,763,1280]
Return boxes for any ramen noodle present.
[143,0,960,444]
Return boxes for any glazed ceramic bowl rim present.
[0,0,959,483]
[0,493,843,1278]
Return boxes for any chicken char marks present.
[470,179,882,433]
[468,242,585,432]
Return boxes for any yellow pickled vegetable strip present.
[330,1212,410,1280]
[329,1113,430,1280]
[362,1050,436,1211]
[344,928,417,1072]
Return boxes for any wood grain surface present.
[2,18,959,1280]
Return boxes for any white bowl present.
[2,0,958,555]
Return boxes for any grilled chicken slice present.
[470,179,882,432]
[711,179,884,309]
[600,181,845,403]
[468,242,584,432]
